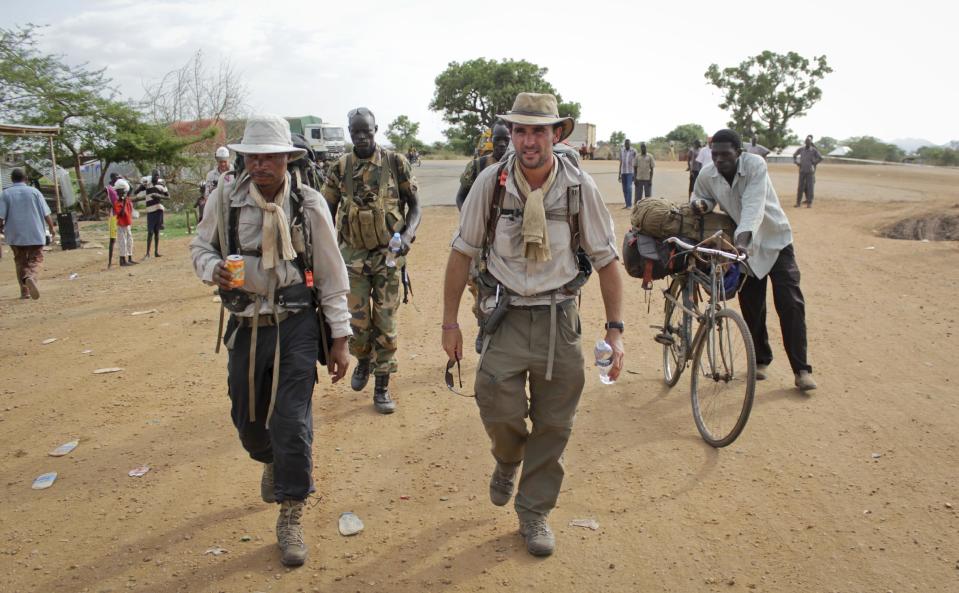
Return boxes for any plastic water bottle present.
[386,232,402,268]
[594,340,614,385]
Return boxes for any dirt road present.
[1,159,957,593]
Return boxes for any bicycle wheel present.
[690,308,755,447]
[660,277,687,386]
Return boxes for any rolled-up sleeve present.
[305,195,352,339]
[450,166,495,258]
[189,185,225,284]
[578,176,619,270]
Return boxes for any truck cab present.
[304,124,346,162]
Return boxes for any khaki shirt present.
[634,153,655,180]
[452,154,619,306]
[190,173,353,337]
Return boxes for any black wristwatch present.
[605,321,625,334]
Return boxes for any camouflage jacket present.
[321,146,417,248]
[458,154,498,196]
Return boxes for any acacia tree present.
[665,123,707,147]
[386,115,422,152]
[0,24,120,213]
[705,51,832,150]
[430,58,580,154]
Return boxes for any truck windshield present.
[322,128,344,140]
[310,129,322,139]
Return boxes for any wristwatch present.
[605,321,625,334]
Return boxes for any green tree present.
[917,146,959,166]
[665,123,707,147]
[843,136,904,162]
[608,130,626,148]
[705,51,833,150]
[816,136,838,155]
[430,58,580,155]
[386,115,422,152]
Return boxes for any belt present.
[235,310,291,328]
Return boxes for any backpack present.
[631,197,737,243]
[622,228,684,290]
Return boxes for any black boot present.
[373,374,395,415]
[350,359,371,392]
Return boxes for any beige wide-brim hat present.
[497,92,575,142]
[227,114,307,160]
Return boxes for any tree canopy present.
[843,136,904,162]
[608,131,626,147]
[386,115,422,152]
[430,58,580,154]
[664,123,707,147]
[705,51,832,150]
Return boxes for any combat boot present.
[489,462,518,506]
[351,359,371,392]
[373,374,395,414]
[519,517,555,557]
[261,462,276,503]
[276,500,307,566]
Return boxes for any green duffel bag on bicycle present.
[630,198,736,242]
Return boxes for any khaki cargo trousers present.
[475,298,585,522]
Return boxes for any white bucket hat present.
[228,114,307,159]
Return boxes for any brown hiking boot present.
[261,462,276,503]
[24,277,39,300]
[489,463,518,506]
[519,517,555,557]
[276,500,307,566]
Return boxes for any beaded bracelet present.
[441,323,460,331]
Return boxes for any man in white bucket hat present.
[442,92,625,557]
[199,146,233,222]
[190,114,352,567]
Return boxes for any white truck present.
[285,116,346,162]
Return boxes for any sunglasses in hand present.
[445,359,473,398]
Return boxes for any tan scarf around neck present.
[248,174,296,270]
[513,156,558,262]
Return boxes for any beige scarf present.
[248,174,296,269]
[513,156,558,262]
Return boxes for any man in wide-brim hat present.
[190,114,352,568]
[442,92,626,557]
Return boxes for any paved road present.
[415,158,694,208]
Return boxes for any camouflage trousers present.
[341,245,403,375]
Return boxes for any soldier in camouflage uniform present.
[321,107,421,414]
[455,120,511,209]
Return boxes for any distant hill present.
[891,138,937,153]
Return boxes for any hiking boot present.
[519,518,555,557]
[350,359,371,392]
[261,462,276,503]
[373,374,395,414]
[756,364,769,381]
[276,500,307,567]
[24,277,39,300]
[489,463,518,506]
[795,370,817,391]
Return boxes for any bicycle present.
[652,231,756,447]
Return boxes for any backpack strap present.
[343,154,355,202]
[480,162,510,266]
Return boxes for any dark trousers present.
[11,245,43,296]
[797,172,815,205]
[634,179,652,200]
[737,244,811,374]
[226,309,319,501]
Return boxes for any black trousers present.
[226,309,319,501]
[688,171,699,196]
[737,244,812,374]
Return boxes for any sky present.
[11,0,958,147]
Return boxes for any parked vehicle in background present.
[566,122,596,159]
[285,116,346,162]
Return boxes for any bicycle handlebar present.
[665,234,747,262]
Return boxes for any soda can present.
[226,255,245,288]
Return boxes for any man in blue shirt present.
[0,168,56,299]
